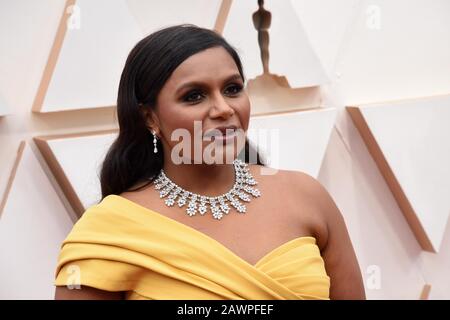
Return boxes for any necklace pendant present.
[236,204,246,213]
[243,185,261,197]
[237,191,251,202]
[160,185,172,197]
[197,196,207,215]
[186,195,198,216]
[198,204,207,215]
[186,202,197,216]
[165,194,176,206]
[229,196,245,213]
[211,206,223,220]
[177,198,186,207]
[220,204,230,215]
[177,193,188,207]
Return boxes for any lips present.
[204,125,238,138]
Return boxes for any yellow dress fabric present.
[54,194,330,300]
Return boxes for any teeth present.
[204,127,236,138]
[220,130,235,137]
[223,128,235,134]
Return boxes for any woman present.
[54,24,365,300]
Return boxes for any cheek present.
[159,104,202,146]
[235,95,251,131]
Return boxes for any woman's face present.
[147,46,251,165]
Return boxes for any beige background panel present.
[419,284,431,300]
[32,0,76,112]
[0,141,25,218]
[290,0,361,79]
[38,0,142,112]
[0,143,73,299]
[347,95,450,253]
[34,130,117,217]
[247,78,322,115]
[319,127,427,299]
[213,0,233,33]
[35,0,225,113]
[0,0,66,114]
[248,108,337,176]
[0,94,9,116]
[419,219,450,299]
[126,0,223,34]
[321,0,450,106]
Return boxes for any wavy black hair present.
[99,24,265,200]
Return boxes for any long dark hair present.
[99,24,265,200]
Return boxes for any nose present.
[209,92,235,119]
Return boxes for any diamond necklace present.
[153,158,261,220]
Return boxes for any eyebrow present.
[175,73,243,95]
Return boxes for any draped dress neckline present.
[109,194,317,269]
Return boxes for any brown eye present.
[183,90,204,103]
[225,84,243,96]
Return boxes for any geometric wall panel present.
[246,78,322,116]
[126,0,223,34]
[331,0,450,104]
[32,0,141,112]
[32,0,223,113]
[347,95,450,252]
[418,215,450,299]
[319,128,428,299]
[0,94,9,116]
[223,0,328,88]
[288,0,361,77]
[248,108,337,176]
[34,130,118,217]
[419,284,432,300]
[0,141,25,217]
[0,142,73,299]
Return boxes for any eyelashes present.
[225,83,243,95]
[182,84,243,104]
[183,90,204,104]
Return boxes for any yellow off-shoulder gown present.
[54,195,330,300]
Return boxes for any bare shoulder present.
[249,164,322,192]
[294,171,337,215]
[249,165,330,245]
[270,168,341,223]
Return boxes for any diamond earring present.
[152,130,158,154]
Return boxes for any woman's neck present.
[162,160,236,196]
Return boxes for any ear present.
[139,104,160,135]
